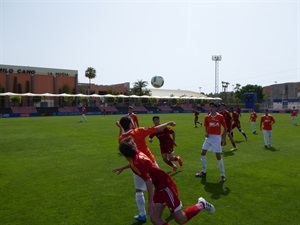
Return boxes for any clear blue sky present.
[1,0,299,94]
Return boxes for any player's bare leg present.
[150,203,167,225]
[168,152,183,167]
[227,132,237,151]
[162,153,177,171]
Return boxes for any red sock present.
[184,205,201,221]
[166,160,175,167]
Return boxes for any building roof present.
[149,88,207,98]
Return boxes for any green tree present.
[10,96,22,106]
[62,85,74,106]
[85,67,97,95]
[62,85,71,94]
[32,96,42,105]
[131,80,150,96]
[235,84,264,103]
[105,96,115,105]
[234,83,241,92]
[150,97,158,105]
[79,97,89,105]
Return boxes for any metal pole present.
[212,55,222,94]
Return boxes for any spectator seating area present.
[0,105,208,116]
[180,104,195,111]
[58,107,79,113]
[157,105,173,112]
[100,106,118,114]
[36,107,59,116]
[11,107,38,114]
[144,106,159,112]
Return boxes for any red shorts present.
[160,146,174,155]
[232,122,241,130]
[225,123,232,133]
[153,184,182,213]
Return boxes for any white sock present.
[201,156,206,173]
[218,158,225,176]
[135,192,146,216]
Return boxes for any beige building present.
[263,82,300,109]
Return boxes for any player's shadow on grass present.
[201,178,231,199]
[222,150,236,157]
[265,146,279,152]
[131,214,173,225]
[168,170,182,177]
[131,221,146,225]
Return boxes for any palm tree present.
[221,81,230,92]
[85,67,97,94]
[234,83,241,92]
[131,80,149,96]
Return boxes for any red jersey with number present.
[204,113,226,135]
[260,115,275,130]
[130,151,174,190]
[119,127,156,162]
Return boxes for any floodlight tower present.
[212,55,222,94]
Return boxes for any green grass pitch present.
[0,112,299,225]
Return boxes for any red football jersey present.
[119,127,156,162]
[127,113,139,128]
[291,109,298,117]
[149,127,174,149]
[260,115,275,130]
[129,151,174,190]
[82,107,86,115]
[219,110,232,128]
[204,113,226,135]
[250,112,257,122]
[232,111,240,122]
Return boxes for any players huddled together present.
[112,103,285,224]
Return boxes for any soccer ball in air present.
[151,76,164,88]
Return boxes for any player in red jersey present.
[127,106,139,128]
[149,116,183,172]
[195,102,227,182]
[260,109,275,148]
[291,106,298,126]
[249,109,258,134]
[193,109,202,128]
[80,105,87,122]
[219,103,237,151]
[113,137,215,225]
[230,107,248,141]
[116,116,176,223]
